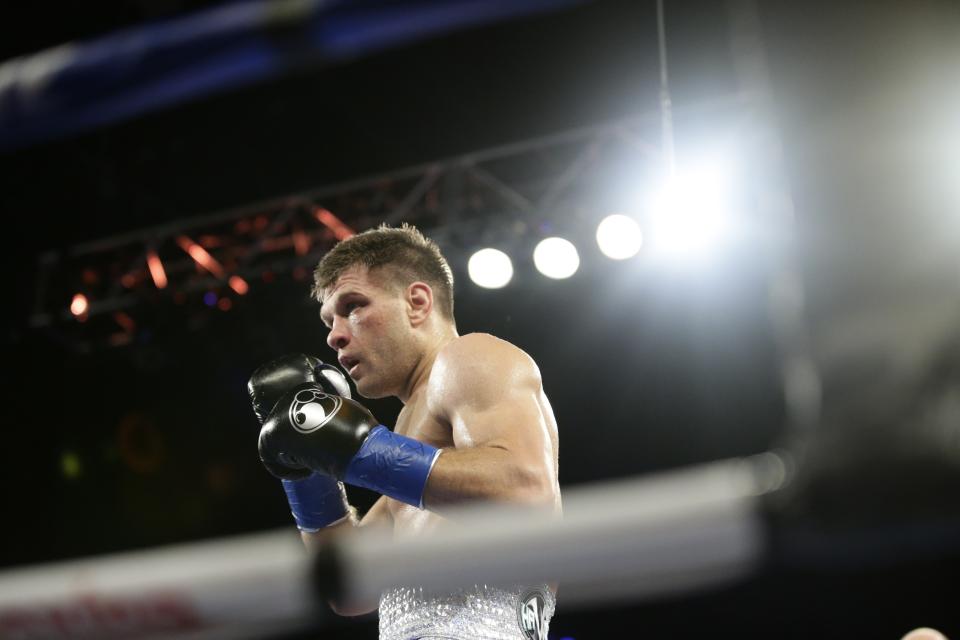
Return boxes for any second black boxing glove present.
[248,353,351,423]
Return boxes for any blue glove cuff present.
[281,474,349,532]
[344,425,441,509]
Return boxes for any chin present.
[355,378,389,400]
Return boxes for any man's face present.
[319,266,411,399]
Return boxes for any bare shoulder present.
[428,334,542,409]
[437,333,540,377]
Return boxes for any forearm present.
[278,475,379,616]
[299,506,358,553]
[300,508,383,617]
[423,445,556,509]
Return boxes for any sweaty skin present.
[310,266,561,614]
[389,332,561,532]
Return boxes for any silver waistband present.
[378,583,555,640]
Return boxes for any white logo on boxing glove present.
[288,388,343,434]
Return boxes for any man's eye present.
[345,302,360,313]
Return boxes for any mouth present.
[339,355,361,377]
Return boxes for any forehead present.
[319,266,391,315]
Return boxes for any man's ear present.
[406,282,433,326]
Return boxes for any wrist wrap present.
[281,473,349,532]
[344,426,441,509]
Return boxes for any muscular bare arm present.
[422,334,561,512]
[302,494,392,616]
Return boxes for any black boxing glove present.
[259,383,440,508]
[248,353,351,423]
[247,354,353,531]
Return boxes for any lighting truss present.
[27,97,743,352]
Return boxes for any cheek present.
[350,312,388,349]
[349,310,378,334]
[371,316,406,358]
[348,315,362,333]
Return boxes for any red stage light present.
[146,249,168,289]
[312,207,355,240]
[227,276,248,295]
[177,236,225,278]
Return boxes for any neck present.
[398,322,458,404]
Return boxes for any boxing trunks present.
[378,583,555,640]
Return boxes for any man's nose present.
[326,320,350,351]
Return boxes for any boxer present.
[248,223,561,640]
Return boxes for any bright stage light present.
[533,237,580,279]
[468,248,513,289]
[645,156,738,262]
[596,214,643,260]
[70,293,88,316]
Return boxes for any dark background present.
[2,0,957,638]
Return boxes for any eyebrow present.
[319,308,332,328]
[318,296,336,328]
[318,290,361,327]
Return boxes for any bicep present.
[443,352,555,479]
[450,386,550,456]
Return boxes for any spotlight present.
[533,237,579,279]
[596,215,643,260]
[468,249,513,289]
[70,293,88,316]
[645,157,738,261]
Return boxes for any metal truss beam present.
[28,96,745,352]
